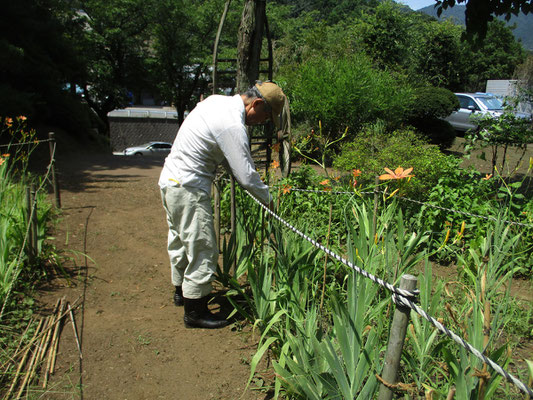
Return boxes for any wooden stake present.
[378,275,418,400]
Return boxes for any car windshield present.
[475,96,503,110]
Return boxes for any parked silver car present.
[123,141,173,156]
[444,92,531,132]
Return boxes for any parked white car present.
[444,92,531,132]
[123,141,172,156]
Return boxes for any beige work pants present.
[160,185,217,299]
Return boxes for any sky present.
[395,0,437,10]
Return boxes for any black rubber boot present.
[183,297,230,329]
[174,286,184,306]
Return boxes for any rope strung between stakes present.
[245,190,533,397]
[245,190,419,299]
[0,138,54,149]
[392,292,533,397]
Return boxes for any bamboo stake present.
[5,319,44,399]
[320,201,333,312]
[40,298,62,388]
[478,268,491,399]
[9,296,81,362]
[17,316,51,399]
[46,297,66,381]
[68,303,82,359]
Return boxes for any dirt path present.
[38,153,268,400]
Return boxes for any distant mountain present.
[417,4,533,51]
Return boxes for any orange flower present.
[270,160,280,170]
[482,174,492,180]
[282,185,292,194]
[319,179,330,186]
[17,115,27,121]
[379,167,414,181]
[5,117,13,127]
[352,169,361,188]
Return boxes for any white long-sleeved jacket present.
[158,94,271,205]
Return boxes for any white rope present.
[0,138,54,148]
[246,191,419,299]
[245,189,533,397]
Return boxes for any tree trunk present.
[236,0,265,93]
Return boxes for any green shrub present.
[279,54,414,140]
[406,86,459,148]
[333,123,457,198]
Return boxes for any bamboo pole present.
[230,176,236,273]
[213,178,221,252]
[48,132,61,208]
[25,187,34,264]
[378,274,418,400]
[478,269,491,399]
[30,184,38,257]
[40,298,62,388]
[320,201,333,312]
[212,0,232,93]
[5,319,44,399]
[68,303,82,360]
[17,316,51,398]
[372,176,380,238]
[47,297,66,378]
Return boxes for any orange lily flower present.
[352,169,361,187]
[379,167,414,181]
[282,185,292,194]
[482,174,492,180]
[319,179,330,186]
[270,160,280,170]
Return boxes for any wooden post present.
[48,132,61,208]
[378,274,418,400]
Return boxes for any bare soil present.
[34,136,532,399]
[37,153,270,400]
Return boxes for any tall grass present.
[0,117,58,395]
[219,181,532,399]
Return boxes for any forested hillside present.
[418,3,533,51]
